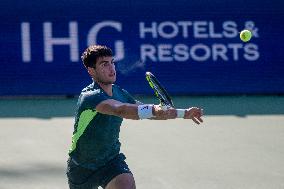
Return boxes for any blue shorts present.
[66,153,132,189]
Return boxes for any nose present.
[109,63,115,72]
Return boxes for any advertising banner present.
[1,0,283,95]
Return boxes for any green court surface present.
[0,96,284,189]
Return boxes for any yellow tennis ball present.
[240,30,252,42]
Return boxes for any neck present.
[96,81,113,96]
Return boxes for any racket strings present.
[149,79,172,107]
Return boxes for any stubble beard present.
[94,75,115,86]
[97,79,114,85]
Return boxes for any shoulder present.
[81,83,104,98]
[78,83,109,107]
[82,83,101,94]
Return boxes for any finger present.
[196,116,203,123]
[191,117,200,125]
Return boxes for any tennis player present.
[66,45,203,189]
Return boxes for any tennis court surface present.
[0,95,283,189]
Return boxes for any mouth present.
[109,72,116,78]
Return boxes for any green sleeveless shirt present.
[69,82,136,169]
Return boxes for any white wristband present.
[176,109,186,118]
[138,105,154,119]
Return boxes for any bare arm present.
[150,106,203,124]
[96,99,140,120]
[95,99,204,124]
[95,99,176,120]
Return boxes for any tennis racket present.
[145,72,174,109]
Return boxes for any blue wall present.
[1,0,284,95]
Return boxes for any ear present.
[87,67,95,76]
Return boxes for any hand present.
[184,107,204,125]
[153,105,177,120]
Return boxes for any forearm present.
[114,104,203,125]
[96,99,140,120]
[115,104,172,120]
[118,104,204,124]
[96,99,202,123]
[113,103,140,120]
[114,104,190,120]
[151,106,184,120]
[115,104,175,120]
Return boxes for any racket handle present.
[176,109,186,118]
[160,105,171,110]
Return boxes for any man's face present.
[91,56,116,85]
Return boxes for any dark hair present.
[81,45,113,68]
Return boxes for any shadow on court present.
[0,163,63,179]
[0,95,283,118]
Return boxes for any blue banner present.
[1,0,284,95]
